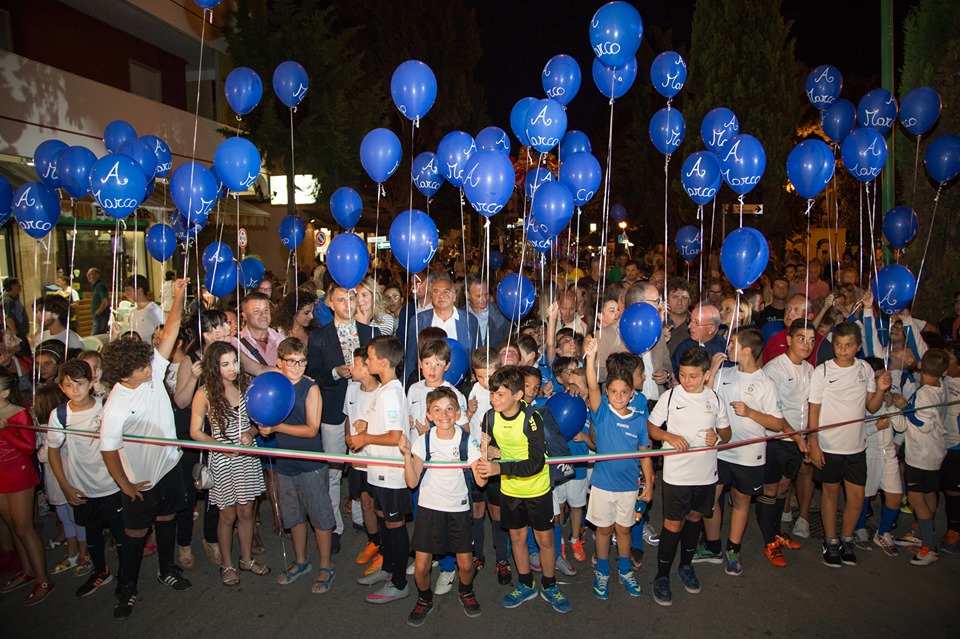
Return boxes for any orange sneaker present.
[775,531,802,550]
[570,539,587,563]
[356,542,380,565]
[362,554,383,576]
[763,542,787,567]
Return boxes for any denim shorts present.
[277,470,336,530]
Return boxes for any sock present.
[541,575,556,589]
[856,498,870,531]
[378,518,392,574]
[596,557,609,575]
[471,517,486,560]
[518,571,533,588]
[553,525,563,559]
[368,529,381,547]
[945,495,960,533]
[879,504,900,535]
[491,519,509,562]
[459,580,473,595]
[85,523,106,574]
[418,587,433,603]
[617,556,631,574]
[108,516,127,582]
[656,528,681,579]
[631,522,643,549]
[526,528,538,556]
[756,495,779,545]
[706,538,722,554]
[391,526,410,589]
[155,519,177,572]
[726,539,741,554]
[122,533,147,588]
[679,520,702,567]
[775,495,788,526]
[918,517,935,549]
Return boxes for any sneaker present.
[910,545,939,566]
[474,557,485,572]
[821,541,842,567]
[529,552,541,572]
[555,555,577,577]
[500,581,538,608]
[900,496,913,514]
[570,538,587,562]
[630,548,643,571]
[540,584,572,613]
[406,597,433,626]
[76,570,113,598]
[460,590,482,617]
[853,528,873,551]
[692,544,723,564]
[495,560,512,585]
[593,570,609,600]
[366,581,410,604]
[356,541,380,565]
[362,554,384,576]
[618,571,642,597]
[435,570,456,595]
[357,569,391,586]
[839,539,858,566]
[775,531,802,550]
[677,564,700,594]
[157,565,192,591]
[724,549,742,576]
[792,517,810,539]
[406,559,438,575]
[652,576,672,607]
[895,528,923,547]
[873,531,899,557]
[642,523,660,546]
[763,542,787,567]
[781,510,793,524]
[940,530,960,554]
[113,586,137,620]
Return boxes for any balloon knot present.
[736,288,744,295]
[414,116,420,129]
[608,98,615,107]
[292,106,298,115]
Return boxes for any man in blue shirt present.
[672,304,726,376]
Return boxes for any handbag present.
[192,448,214,491]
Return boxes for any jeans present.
[320,421,347,535]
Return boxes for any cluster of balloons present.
[589,2,643,98]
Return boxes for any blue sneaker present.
[652,576,672,607]
[677,564,701,593]
[593,570,609,600]
[540,585,572,613]
[618,571,642,597]
[724,549,743,576]
[500,581,538,609]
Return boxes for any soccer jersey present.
[364,379,408,489]
[648,386,729,486]
[407,380,468,446]
[891,384,948,471]
[715,368,782,467]
[944,377,960,451]
[47,398,117,498]
[412,428,480,512]
[764,353,813,431]
[590,399,650,492]
[488,407,550,499]
[809,359,876,455]
[468,384,491,441]
[345,381,378,460]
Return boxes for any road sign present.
[238,228,248,248]
[315,231,327,247]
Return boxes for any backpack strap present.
[56,403,68,429]
[239,337,269,366]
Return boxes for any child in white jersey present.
[939,346,960,554]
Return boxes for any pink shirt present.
[234,327,283,366]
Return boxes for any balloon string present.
[484,219,491,364]
[864,181,881,305]
[708,198,717,271]
[662,152,670,322]
[574,207,582,286]
[912,184,942,312]
[738,193,744,228]
[66,202,78,340]
[911,135,921,207]
[188,11,207,164]
[459,189,467,284]
[595,98,615,353]
[804,202,811,330]
[111,219,120,337]
[698,204,704,299]
[858,182,864,284]
[374,185,381,296]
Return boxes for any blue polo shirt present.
[589,399,649,492]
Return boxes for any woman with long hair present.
[278,291,318,341]
[383,284,403,324]
[189,341,268,585]
[355,276,395,335]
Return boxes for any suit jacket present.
[404,308,479,381]
[306,321,378,425]
[468,303,510,350]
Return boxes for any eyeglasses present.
[385,293,401,301]
[432,288,453,297]
[281,358,307,368]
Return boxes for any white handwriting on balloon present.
[593,41,621,58]
[92,189,139,210]
[19,219,52,232]
[864,137,884,157]
[101,161,129,186]
[862,109,894,129]
[723,139,742,164]
[686,157,706,178]
[528,135,559,148]
[814,68,835,84]
[529,106,554,127]
[14,187,36,207]
[41,163,58,179]
[293,84,308,100]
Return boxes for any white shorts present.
[552,477,588,509]
[865,453,902,497]
[586,486,638,528]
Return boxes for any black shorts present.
[73,491,123,528]
[348,467,368,501]
[501,491,554,532]
[371,485,414,524]
[763,439,804,484]
[815,451,867,486]
[662,482,716,522]
[717,459,764,496]
[471,477,502,508]
[905,464,940,494]
[410,506,473,555]
[940,450,960,493]
[120,463,188,530]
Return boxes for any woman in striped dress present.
[189,341,268,586]
[356,276,395,335]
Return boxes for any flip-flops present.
[311,567,335,594]
[276,560,311,586]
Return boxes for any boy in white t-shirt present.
[647,346,731,607]
[400,387,485,626]
[808,321,891,568]
[940,346,960,555]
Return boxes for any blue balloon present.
[202,242,234,271]
[360,128,402,184]
[882,206,919,250]
[145,224,177,262]
[720,227,770,290]
[141,135,172,178]
[675,225,702,260]
[326,233,369,289]
[489,250,504,271]
[330,187,363,229]
[558,152,602,206]
[680,151,722,205]
[463,150,515,218]
[591,56,637,99]
[34,140,68,188]
[841,128,887,182]
[171,211,203,242]
[56,146,97,199]
[589,1,644,68]
[278,215,306,251]
[524,98,567,153]
[224,67,262,116]
[497,273,536,321]
[649,107,685,155]
[476,126,510,154]
[0,175,11,226]
[13,182,60,239]
[857,89,898,135]
[718,134,766,194]
[524,166,555,200]
[510,97,537,146]
[391,60,437,121]
[90,155,148,219]
[526,218,555,254]
[619,302,663,356]
[546,392,588,441]
[872,264,916,315]
[924,134,960,184]
[118,138,158,179]
[246,371,296,426]
[899,87,941,136]
[389,209,438,273]
[542,54,582,106]
[786,139,835,199]
[559,131,591,161]
[214,137,261,192]
[531,181,574,236]
[610,203,627,223]
[412,152,443,197]
[240,257,265,290]
[650,51,687,98]
[820,98,856,144]
[700,107,739,155]
[273,61,308,108]
[103,120,137,153]
[170,162,217,223]
[144,176,157,201]
[209,165,229,200]
[437,131,476,188]
[194,0,222,8]
[443,338,470,387]
[806,65,843,110]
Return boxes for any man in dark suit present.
[306,283,378,553]
[466,273,509,350]
[403,273,479,380]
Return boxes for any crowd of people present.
[0,241,958,625]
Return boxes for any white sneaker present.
[910,546,939,566]
[357,569,391,586]
[434,570,456,595]
[406,559,439,576]
[781,511,793,524]
[642,523,660,546]
[792,517,810,539]
[555,555,577,576]
[529,552,541,572]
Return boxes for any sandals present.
[52,554,80,575]
[1,572,35,593]
[311,567,336,594]
[239,559,271,576]
[220,565,240,586]
[44,536,65,551]
[25,581,54,606]
[276,560,312,586]
[178,545,196,569]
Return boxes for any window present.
[0,10,12,53]
[129,61,162,102]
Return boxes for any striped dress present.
[209,396,265,508]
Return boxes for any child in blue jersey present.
[583,336,654,599]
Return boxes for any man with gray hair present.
[403,273,478,379]
[597,282,671,396]
[465,273,508,348]
[670,303,726,376]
